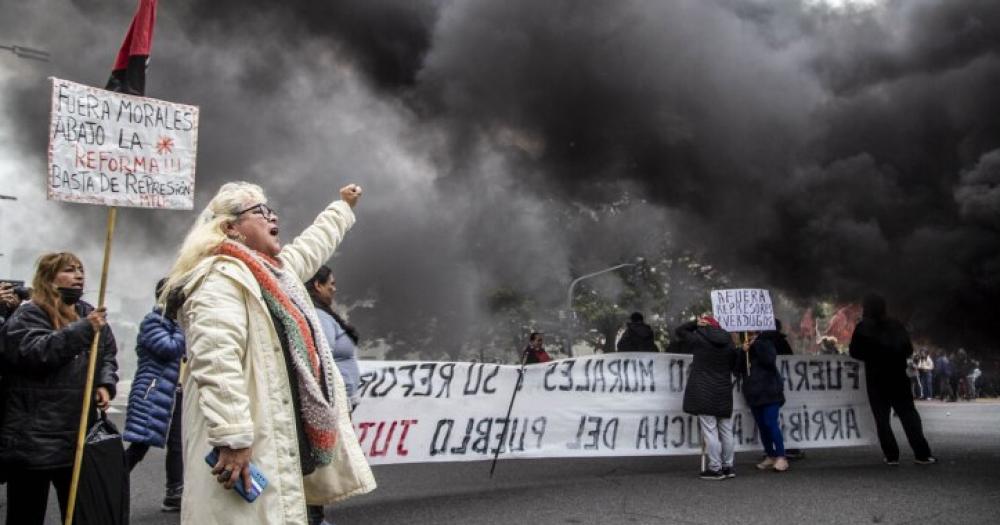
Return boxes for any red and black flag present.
[106,0,158,96]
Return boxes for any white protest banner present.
[47,77,199,209]
[711,288,776,332]
[351,353,874,465]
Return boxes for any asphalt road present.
[2,400,997,524]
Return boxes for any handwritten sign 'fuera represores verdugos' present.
[47,77,199,210]
[710,288,776,332]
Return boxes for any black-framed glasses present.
[236,203,277,221]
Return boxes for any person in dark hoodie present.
[0,252,118,524]
[848,294,935,466]
[677,315,739,480]
[123,278,186,512]
[764,319,803,459]
[738,331,788,472]
[617,312,660,352]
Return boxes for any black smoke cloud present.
[1,0,998,352]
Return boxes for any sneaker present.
[161,486,182,512]
[883,457,900,466]
[773,457,789,472]
[721,466,736,478]
[756,457,776,470]
[699,469,726,480]
[914,456,938,465]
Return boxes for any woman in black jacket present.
[739,332,788,472]
[677,316,738,480]
[0,252,119,524]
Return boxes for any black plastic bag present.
[73,412,130,525]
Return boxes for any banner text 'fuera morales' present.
[350,353,871,465]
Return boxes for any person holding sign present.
[676,315,739,480]
[0,252,119,524]
[738,332,789,472]
[161,182,375,524]
[848,294,935,466]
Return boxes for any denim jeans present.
[919,371,933,399]
[750,402,786,457]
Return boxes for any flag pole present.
[489,348,530,478]
[64,206,117,525]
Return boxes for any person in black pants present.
[849,294,936,465]
[0,252,119,524]
[122,280,187,512]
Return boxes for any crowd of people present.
[520,301,940,479]
[0,183,369,525]
[906,348,984,402]
[0,178,989,521]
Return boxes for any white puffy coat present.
[178,200,375,524]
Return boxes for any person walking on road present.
[123,278,187,512]
[849,294,936,466]
[677,315,739,480]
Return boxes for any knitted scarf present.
[217,241,339,465]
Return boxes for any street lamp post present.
[0,195,16,275]
[564,260,642,357]
[0,44,50,62]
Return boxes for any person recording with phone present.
[0,252,119,524]
[0,280,30,327]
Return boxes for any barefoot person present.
[739,331,789,472]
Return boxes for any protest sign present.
[352,353,874,465]
[711,288,776,332]
[47,77,199,209]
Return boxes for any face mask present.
[58,287,84,305]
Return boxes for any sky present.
[1,0,998,354]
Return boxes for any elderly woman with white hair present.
[162,182,375,524]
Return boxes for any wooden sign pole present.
[64,206,117,525]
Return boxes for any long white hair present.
[161,181,266,303]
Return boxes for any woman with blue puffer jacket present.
[123,279,186,512]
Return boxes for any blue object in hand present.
[204,448,268,502]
